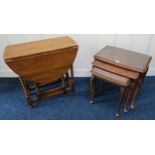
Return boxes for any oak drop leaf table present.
[3,36,78,106]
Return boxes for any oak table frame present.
[3,36,78,106]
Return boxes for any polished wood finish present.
[4,36,77,60]
[95,46,152,73]
[90,75,96,104]
[91,67,130,87]
[20,71,75,106]
[116,87,127,117]
[91,67,130,117]
[91,46,152,117]
[130,69,148,109]
[124,83,134,113]
[93,60,140,79]
[4,36,78,84]
[3,36,78,105]
[6,47,77,84]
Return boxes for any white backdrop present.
[0,34,155,77]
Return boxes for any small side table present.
[91,46,152,116]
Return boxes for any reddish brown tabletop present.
[95,46,152,73]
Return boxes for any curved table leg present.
[90,75,96,104]
[116,87,127,117]
[116,86,127,117]
[124,82,134,113]
[131,80,140,109]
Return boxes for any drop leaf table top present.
[3,36,78,84]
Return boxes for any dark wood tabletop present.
[95,46,152,73]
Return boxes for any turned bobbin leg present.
[19,77,32,106]
[69,65,75,92]
[65,72,69,81]
[61,76,67,96]
[116,87,126,117]
[34,83,41,99]
[90,75,96,104]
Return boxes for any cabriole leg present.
[90,75,96,104]
[116,87,126,117]
[124,83,134,113]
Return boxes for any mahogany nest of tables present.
[90,46,152,117]
[3,36,78,106]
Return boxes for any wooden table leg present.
[124,87,131,113]
[90,75,96,104]
[116,87,127,117]
[61,76,67,96]
[35,83,41,97]
[19,66,77,106]
[19,77,32,106]
[69,65,75,92]
[124,82,134,113]
[131,80,141,109]
[138,69,148,94]
[130,69,148,109]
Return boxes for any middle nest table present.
[90,46,152,117]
